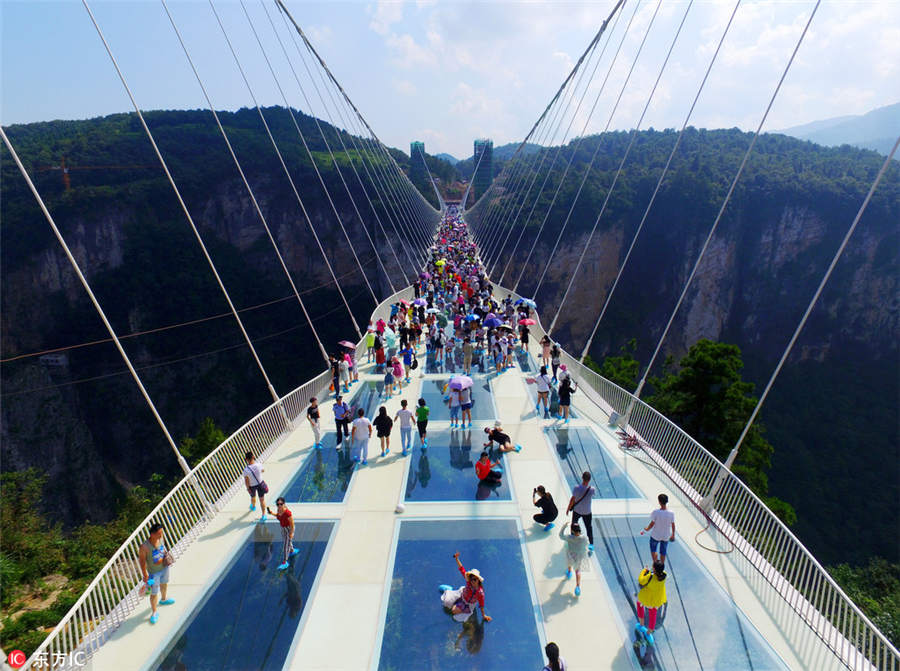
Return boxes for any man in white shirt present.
[642,493,676,565]
[350,407,373,465]
[394,400,415,455]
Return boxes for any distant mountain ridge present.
[777,103,899,156]
[434,152,458,164]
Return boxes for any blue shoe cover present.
[439,584,453,593]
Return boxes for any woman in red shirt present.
[266,497,299,570]
[475,451,502,484]
[440,552,492,622]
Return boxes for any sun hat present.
[494,420,503,428]
[465,568,484,583]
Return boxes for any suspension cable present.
[82,0,287,416]
[0,125,196,477]
[514,0,643,295]
[534,0,664,299]
[624,0,823,421]
[272,2,410,286]
[206,2,363,337]
[547,0,694,334]
[253,0,397,296]
[711,135,899,486]
[160,0,328,363]
[578,0,742,362]
[216,0,377,310]
[496,14,620,284]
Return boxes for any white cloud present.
[392,78,417,96]
[369,0,404,36]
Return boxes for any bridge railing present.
[25,284,414,670]
[492,282,898,671]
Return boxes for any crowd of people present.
[140,206,676,660]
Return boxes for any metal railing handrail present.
[25,284,414,669]
[492,280,898,671]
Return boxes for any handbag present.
[163,551,176,567]
[410,358,419,370]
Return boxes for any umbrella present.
[514,298,524,305]
[497,324,514,332]
[522,299,537,309]
[435,259,446,266]
[464,314,480,322]
[426,307,442,314]
[419,272,431,279]
[518,318,536,326]
[449,375,474,390]
[399,299,410,306]
[484,317,503,328]
[338,340,357,349]
[486,312,497,320]
[413,298,427,306]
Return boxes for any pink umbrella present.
[449,375,473,390]
[338,340,357,349]
[518,318,536,325]
[399,299,410,306]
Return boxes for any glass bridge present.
[28,282,894,671]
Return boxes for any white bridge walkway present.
[80,317,842,671]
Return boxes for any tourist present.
[448,386,462,428]
[557,377,576,423]
[532,485,558,530]
[566,471,595,552]
[416,397,430,449]
[339,355,350,393]
[330,354,341,397]
[243,451,268,522]
[350,407,373,465]
[139,523,175,624]
[459,384,473,429]
[391,356,404,392]
[439,552,492,622]
[307,396,322,448]
[540,334,552,366]
[265,497,299,570]
[550,343,561,382]
[560,521,588,596]
[462,337,474,375]
[636,562,668,634]
[475,450,502,484]
[383,361,395,397]
[641,493,675,565]
[542,642,567,671]
[365,328,376,362]
[333,395,351,448]
[395,399,414,455]
[483,422,521,453]
[374,406,393,457]
[399,344,414,382]
[535,365,552,418]
[519,323,530,352]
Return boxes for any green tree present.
[829,558,900,648]
[180,417,226,466]
[587,338,640,392]
[646,340,794,522]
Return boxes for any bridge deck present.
[85,334,841,671]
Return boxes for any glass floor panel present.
[418,376,497,421]
[345,380,391,419]
[547,427,641,499]
[280,436,356,503]
[593,515,788,671]
[404,429,511,502]
[378,519,543,671]
[514,348,536,373]
[153,521,334,671]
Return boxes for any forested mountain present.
[2,112,897,572]
[473,127,898,565]
[2,107,435,532]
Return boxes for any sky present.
[1,0,898,160]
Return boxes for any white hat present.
[465,568,484,583]
[494,420,503,428]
